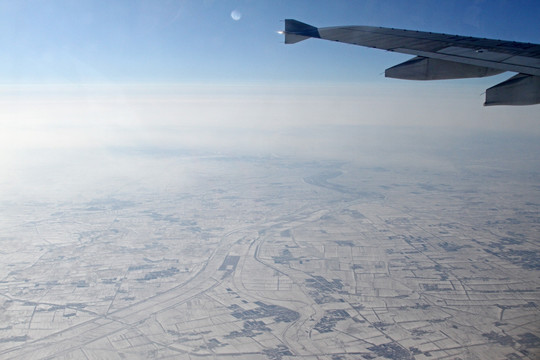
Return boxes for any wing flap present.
[485,74,540,106]
[385,56,504,80]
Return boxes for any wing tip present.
[282,19,320,44]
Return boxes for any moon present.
[231,10,242,21]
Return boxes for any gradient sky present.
[1,0,539,186]
[1,0,539,84]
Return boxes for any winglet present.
[283,19,320,44]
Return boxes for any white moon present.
[231,10,242,21]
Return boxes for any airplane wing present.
[282,19,540,106]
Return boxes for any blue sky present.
[0,0,539,172]
[0,0,539,200]
[1,0,539,84]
